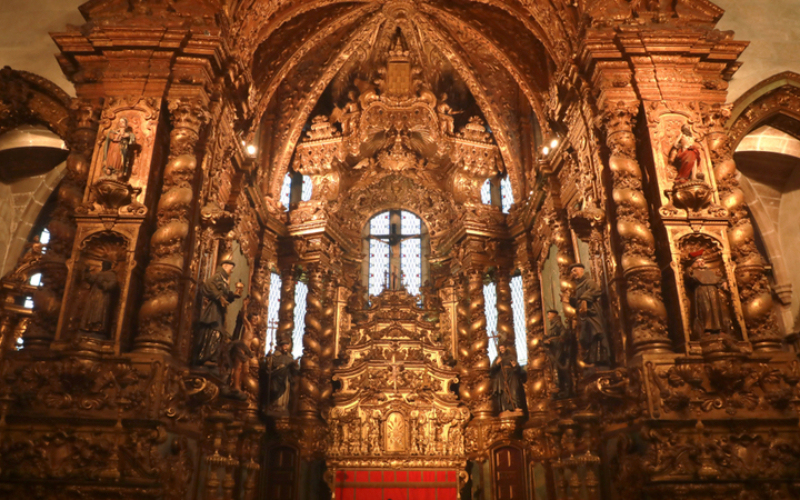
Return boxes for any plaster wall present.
[716,0,800,102]
[0,0,84,96]
[0,163,65,277]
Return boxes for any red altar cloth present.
[334,469,458,500]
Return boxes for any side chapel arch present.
[728,71,800,332]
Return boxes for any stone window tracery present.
[484,280,499,363]
[265,271,281,354]
[292,279,308,359]
[365,210,427,297]
[510,274,527,365]
[480,175,514,214]
[279,172,312,211]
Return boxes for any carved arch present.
[727,73,800,328]
[0,67,73,140]
[728,71,800,147]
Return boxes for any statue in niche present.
[669,124,702,183]
[347,280,367,323]
[420,279,443,323]
[260,339,297,415]
[685,251,733,338]
[193,258,244,370]
[491,344,525,413]
[226,305,256,400]
[102,117,137,179]
[568,264,610,368]
[19,235,45,267]
[369,410,383,454]
[437,93,456,135]
[544,309,576,398]
[78,260,119,337]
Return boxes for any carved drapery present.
[136,99,210,353]
[601,102,670,354]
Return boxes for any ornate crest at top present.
[292,32,503,210]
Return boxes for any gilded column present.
[466,268,492,417]
[25,102,98,349]
[495,269,514,347]
[522,265,549,415]
[547,213,577,317]
[276,265,296,345]
[136,99,209,353]
[456,272,472,405]
[297,266,324,418]
[601,103,670,354]
[707,109,782,350]
[318,270,337,406]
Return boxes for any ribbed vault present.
[237,0,556,201]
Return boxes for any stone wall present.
[0,162,65,276]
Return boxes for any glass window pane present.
[292,281,308,359]
[369,239,389,296]
[301,174,313,201]
[265,272,282,354]
[401,237,421,296]
[483,282,498,363]
[29,272,42,287]
[39,228,51,245]
[400,210,421,235]
[501,175,514,214]
[481,178,492,205]
[370,211,390,235]
[279,172,292,211]
[511,275,527,366]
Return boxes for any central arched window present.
[364,210,428,296]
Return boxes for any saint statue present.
[227,307,256,400]
[437,93,455,135]
[78,260,119,337]
[544,310,576,399]
[668,124,702,183]
[686,251,733,338]
[19,235,45,267]
[192,258,243,369]
[102,117,137,179]
[491,344,525,413]
[260,339,298,414]
[420,279,443,323]
[568,264,610,367]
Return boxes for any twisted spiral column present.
[707,112,782,350]
[318,270,337,407]
[522,266,550,415]
[495,271,514,348]
[467,268,492,417]
[456,272,472,404]
[297,267,324,418]
[24,102,98,349]
[136,99,209,353]
[276,266,296,345]
[601,102,670,354]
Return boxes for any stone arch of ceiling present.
[242,0,558,202]
[727,74,800,331]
